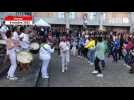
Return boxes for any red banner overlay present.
[4,16,32,25]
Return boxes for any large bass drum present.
[17,51,33,64]
[30,42,40,54]
[17,51,33,71]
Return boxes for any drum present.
[30,42,40,54]
[17,51,33,64]
[0,40,6,56]
[0,40,6,45]
[17,51,33,72]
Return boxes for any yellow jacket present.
[85,40,95,49]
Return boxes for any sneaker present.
[7,76,18,80]
[90,63,94,66]
[126,65,131,69]
[62,69,65,72]
[88,61,90,64]
[96,74,103,78]
[92,70,98,74]
[78,56,81,58]
[42,75,49,79]
[6,76,10,79]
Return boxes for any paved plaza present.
[0,51,134,87]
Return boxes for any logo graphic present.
[4,16,32,25]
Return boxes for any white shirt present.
[12,31,19,40]
[19,32,29,43]
[59,41,70,53]
[39,44,54,60]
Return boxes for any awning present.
[34,19,51,27]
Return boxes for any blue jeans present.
[124,54,129,64]
[101,60,105,68]
[87,49,95,63]
[112,48,118,62]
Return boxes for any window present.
[106,13,129,24]
[123,17,129,23]
[103,13,106,21]
[69,12,75,19]
[89,12,96,20]
[24,12,32,16]
[58,12,65,19]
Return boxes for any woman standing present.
[92,37,106,78]
[6,31,18,80]
[85,37,96,65]
[12,27,20,52]
[39,38,54,79]
[59,37,70,72]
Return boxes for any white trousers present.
[71,46,76,56]
[41,59,50,77]
[7,49,17,77]
[61,51,70,70]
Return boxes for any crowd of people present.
[69,30,134,77]
[0,22,134,80]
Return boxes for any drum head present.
[30,42,40,50]
[17,51,33,64]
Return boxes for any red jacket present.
[126,41,133,50]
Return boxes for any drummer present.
[6,30,18,80]
[19,29,30,51]
[12,27,20,52]
[39,38,54,79]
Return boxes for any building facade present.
[0,12,133,32]
[32,12,133,32]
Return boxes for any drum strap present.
[42,47,49,53]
